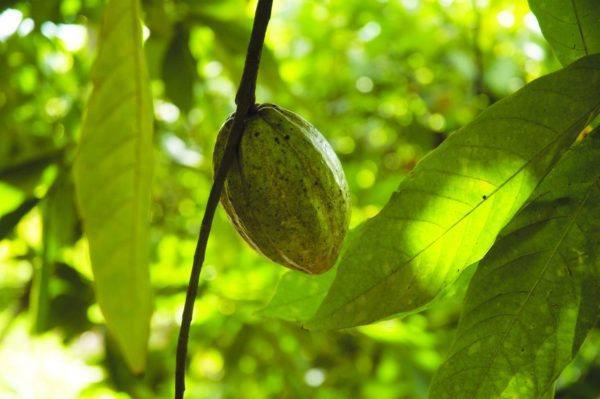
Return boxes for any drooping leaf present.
[306,55,600,331]
[529,0,600,66]
[73,0,153,373]
[429,131,600,398]
[0,197,39,241]
[161,24,197,112]
[31,171,80,333]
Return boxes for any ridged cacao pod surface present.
[213,104,350,274]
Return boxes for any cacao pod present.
[213,103,350,274]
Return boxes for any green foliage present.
[1,0,599,397]
[30,170,79,332]
[260,268,336,322]
[306,55,600,331]
[529,0,600,66]
[429,131,600,398]
[73,0,153,372]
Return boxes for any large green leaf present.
[529,0,600,66]
[306,55,600,331]
[73,0,153,373]
[429,131,600,398]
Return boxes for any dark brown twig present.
[174,1,273,398]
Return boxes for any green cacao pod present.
[213,104,351,274]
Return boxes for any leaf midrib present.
[130,0,145,290]
[570,0,589,55]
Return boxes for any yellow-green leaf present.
[73,0,153,373]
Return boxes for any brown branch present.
[174,1,273,398]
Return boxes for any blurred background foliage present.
[0,0,598,398]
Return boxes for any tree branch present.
[174,1,273,397]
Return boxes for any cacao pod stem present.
[174,1,273,398]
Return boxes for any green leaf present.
[261,225,365,323]
[0,197,39,241]
[73,0,153,373]
[260,268,336,323]
[161,24,197,112]
[529,0,600,66]
[306,55,600,331]
[31,171,80,333]
[429,131,600,398]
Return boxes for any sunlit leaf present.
[307,55,600,330]
[429,131,600,398]
[529,0,600,66]
[73,0,153,372]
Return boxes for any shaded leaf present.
[260,268,336,323]
[46,262,95,341]
[307,55,600,330]
[529,0,600,66]
[73,0,153,373]
[261,225,366,323]
[31,171,80,333]
[429,131,600,398]
[0,197,39,241]
[161,24,197,112]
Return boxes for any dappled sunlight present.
[0,0,598,397]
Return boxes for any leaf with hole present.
[429,130,600,398]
